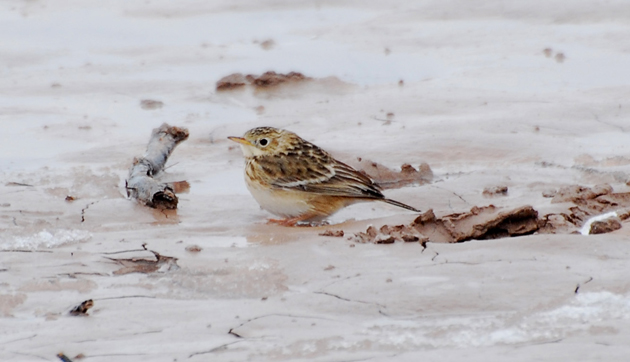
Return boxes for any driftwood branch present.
[126,123,189,209]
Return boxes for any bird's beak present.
[227,136,252,146]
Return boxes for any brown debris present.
[126,124,189,209]
[140,99,164,110]
[375,236,396,244]
[247,71,309,87]
[355,183,630,243]
[414,206,539,242]
[107,250,179,275]
[216,71,311,91]
[483,186,508,197]
[319,230,344,237]
[555,53,566,63]
[69,299,94,316]
[216,73,248,90]
[353,159,433,190]
[185,245,203,253]
[260,39,275,50]
[590,219,622,234]
[541,184,630,233]
[355,224,428,244]
[355,205,539,244]
[551,184,612,204]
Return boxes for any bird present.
[228,127,420,226]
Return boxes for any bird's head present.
[228,127,295,157]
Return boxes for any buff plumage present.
[229,127,419,226]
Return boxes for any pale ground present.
[2,1,630,361]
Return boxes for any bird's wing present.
[255,148,384,199]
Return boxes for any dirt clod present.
[216,73,248,90]
[140,99,164,110]
[216,71,311,91]
[356,205,539,244]
[319,230,344,237]
[356,184,630,243]
[69,299,94,316]
[483,186,508,197]
[555,53,566,63]
[185,245,203,253]
[590,219,622,234]
[353,160,433,189]
[260,39,275,50]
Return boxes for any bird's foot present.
[267,215,324,227]
[267,217,304,227]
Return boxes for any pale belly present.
[246,182,311,218]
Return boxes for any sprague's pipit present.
[228,127,420,226]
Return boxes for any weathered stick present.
[126,123,189,209]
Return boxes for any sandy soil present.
[2,1,630,361]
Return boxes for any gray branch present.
[126,123,189,209]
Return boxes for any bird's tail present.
[382,198,421,213]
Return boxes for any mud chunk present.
[617,208,630,220]
[375,236,396,244]
[539,213,573,234]
[216,73,248,90]
[590,219,621,234]
[353,159,433,189]
[69,299,94,316]
[185,245,203,253]
[260,39,275,50]
[319,230,344,237]
[216,71,311,91]
[555,53,566,63]
[552,184,611,204]
[247,71,309,88]
[140,99,164,110]
[483,186,508,197]
[359,205,539,244]
[354,225,397,244]
[592,184,613,196]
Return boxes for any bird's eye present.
[259,138,269,147]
